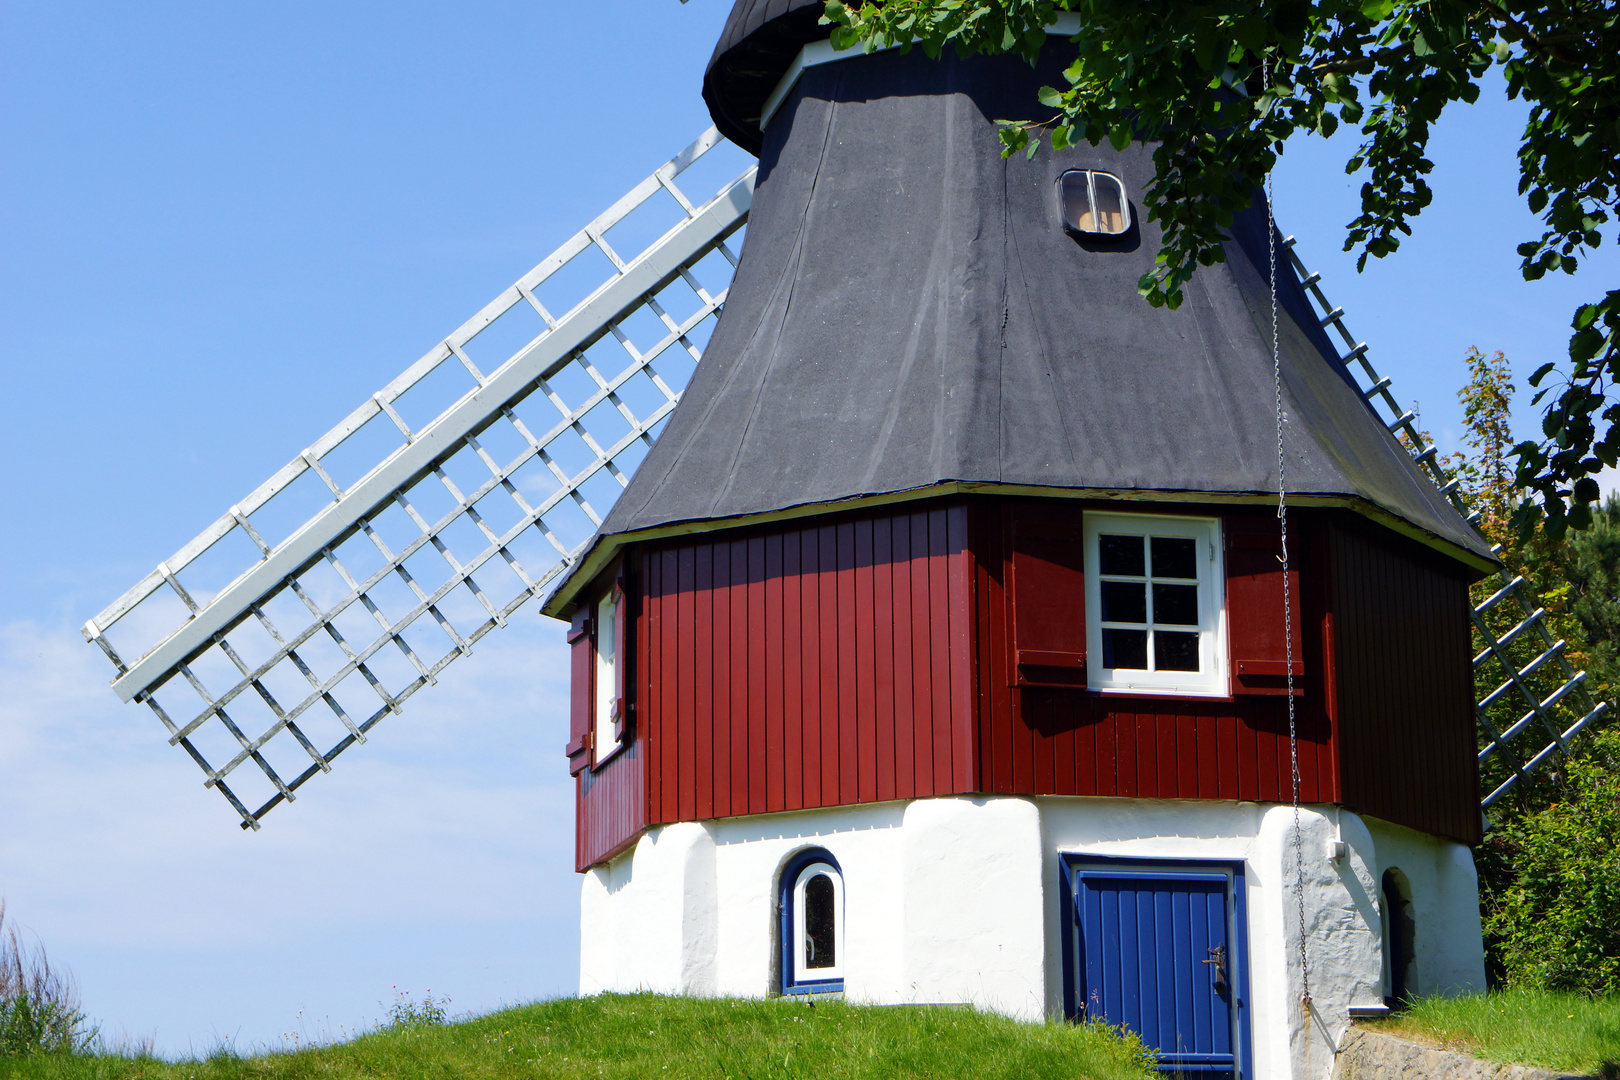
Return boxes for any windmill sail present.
[83,129,754,828]
[1283,239,1608,813]
[85,120,1601,828]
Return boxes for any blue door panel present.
[1070,864,1249,1080]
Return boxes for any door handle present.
[1201,943,1229,994]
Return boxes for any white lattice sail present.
[1284,239,1608,813]
[83,129,755,828]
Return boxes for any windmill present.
[85,2,1605,1078]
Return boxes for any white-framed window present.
[1085,513,1226,695]
[593,587,623,766]
[780,850,844,993]
[1059,170,1132,236]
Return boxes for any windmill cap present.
[704,0,828,154]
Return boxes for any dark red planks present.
[575,497,1477,869]
[1328,518,1479,844]
[621,501,976,834]
[973,501,1340,809]
[577,730,647,871]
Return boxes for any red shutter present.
[611,574,628,741]
[566,606,593,775]
[1007,506,1088,687]
[1225,516,1305,695]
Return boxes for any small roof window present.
[1060,170,1131,236]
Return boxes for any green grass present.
[1364,989,1620,1077]
[0,994,1159,1080]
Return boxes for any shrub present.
[1478,723,1620,994]
[384,987,450,1029]
[0,902,92,1056]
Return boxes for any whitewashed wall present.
[577,795,1485,1080]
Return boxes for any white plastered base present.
[578,796,1485,1080]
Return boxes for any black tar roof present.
[544,35,1489,616]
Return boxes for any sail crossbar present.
[83,128,756,828]
[1284,237,1609,813]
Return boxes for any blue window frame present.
[779,848,844,995]
[1061,855,1253,1080]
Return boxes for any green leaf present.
[1571,328,1604,362]
[1529,362,1556,385]
[1359,0,1395,21]
[1038,86,1064,108]
[1575,304,1600,330]
[1317,111,1338,138]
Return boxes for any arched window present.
[779,849,844,994]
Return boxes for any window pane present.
[1092,174,1128,233]
[804,873,836,969]
[1099,534,1145,576]
[1155,630,1200,671]
[1150,536,1197,579]
[1059,171,1093,232]
[1100,580,1147,623]
[1102,628,1148,670]
[1152,583,1198,626]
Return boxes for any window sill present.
[590,740,628,771]
[1092,688,1236,704]
[781,983,844,999]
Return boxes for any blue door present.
[1067,861,1250,1080]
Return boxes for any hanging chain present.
[1264,58,1312,1012]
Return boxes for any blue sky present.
[1,0,1613,1058]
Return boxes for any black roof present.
[544,36,1489,615]
[703,0,826,154]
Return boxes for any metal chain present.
[1264,59,1312,1012]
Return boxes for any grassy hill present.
[0,994,1159,1080]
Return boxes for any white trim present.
[1084,511,1227,695]
[592,590,623,767]
[759,13,1086,130]
[790,860,845,983]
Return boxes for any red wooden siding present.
[576,736,646,871]
[1328,517,1480,844]
[972,502,1338,804]
[572,497,1483,868]
[639,503,976,828]
[574,571,648,871]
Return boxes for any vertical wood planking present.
[838,521,860,805]
[619,500,981,835]
[575,497,1458,868]
[1329,519,1477,843]
[854,518,878,804]
[748,536,768,815]
[909,513,936,797]
[765,533,786,813]
[873,517,898,804]
[891,517,917,798]
[694,543,714,821]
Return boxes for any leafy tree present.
[1478,719,1620,993]
[1425,350,1620,993]
[820,0,1619,538]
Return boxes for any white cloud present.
[0,612,581,1055]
